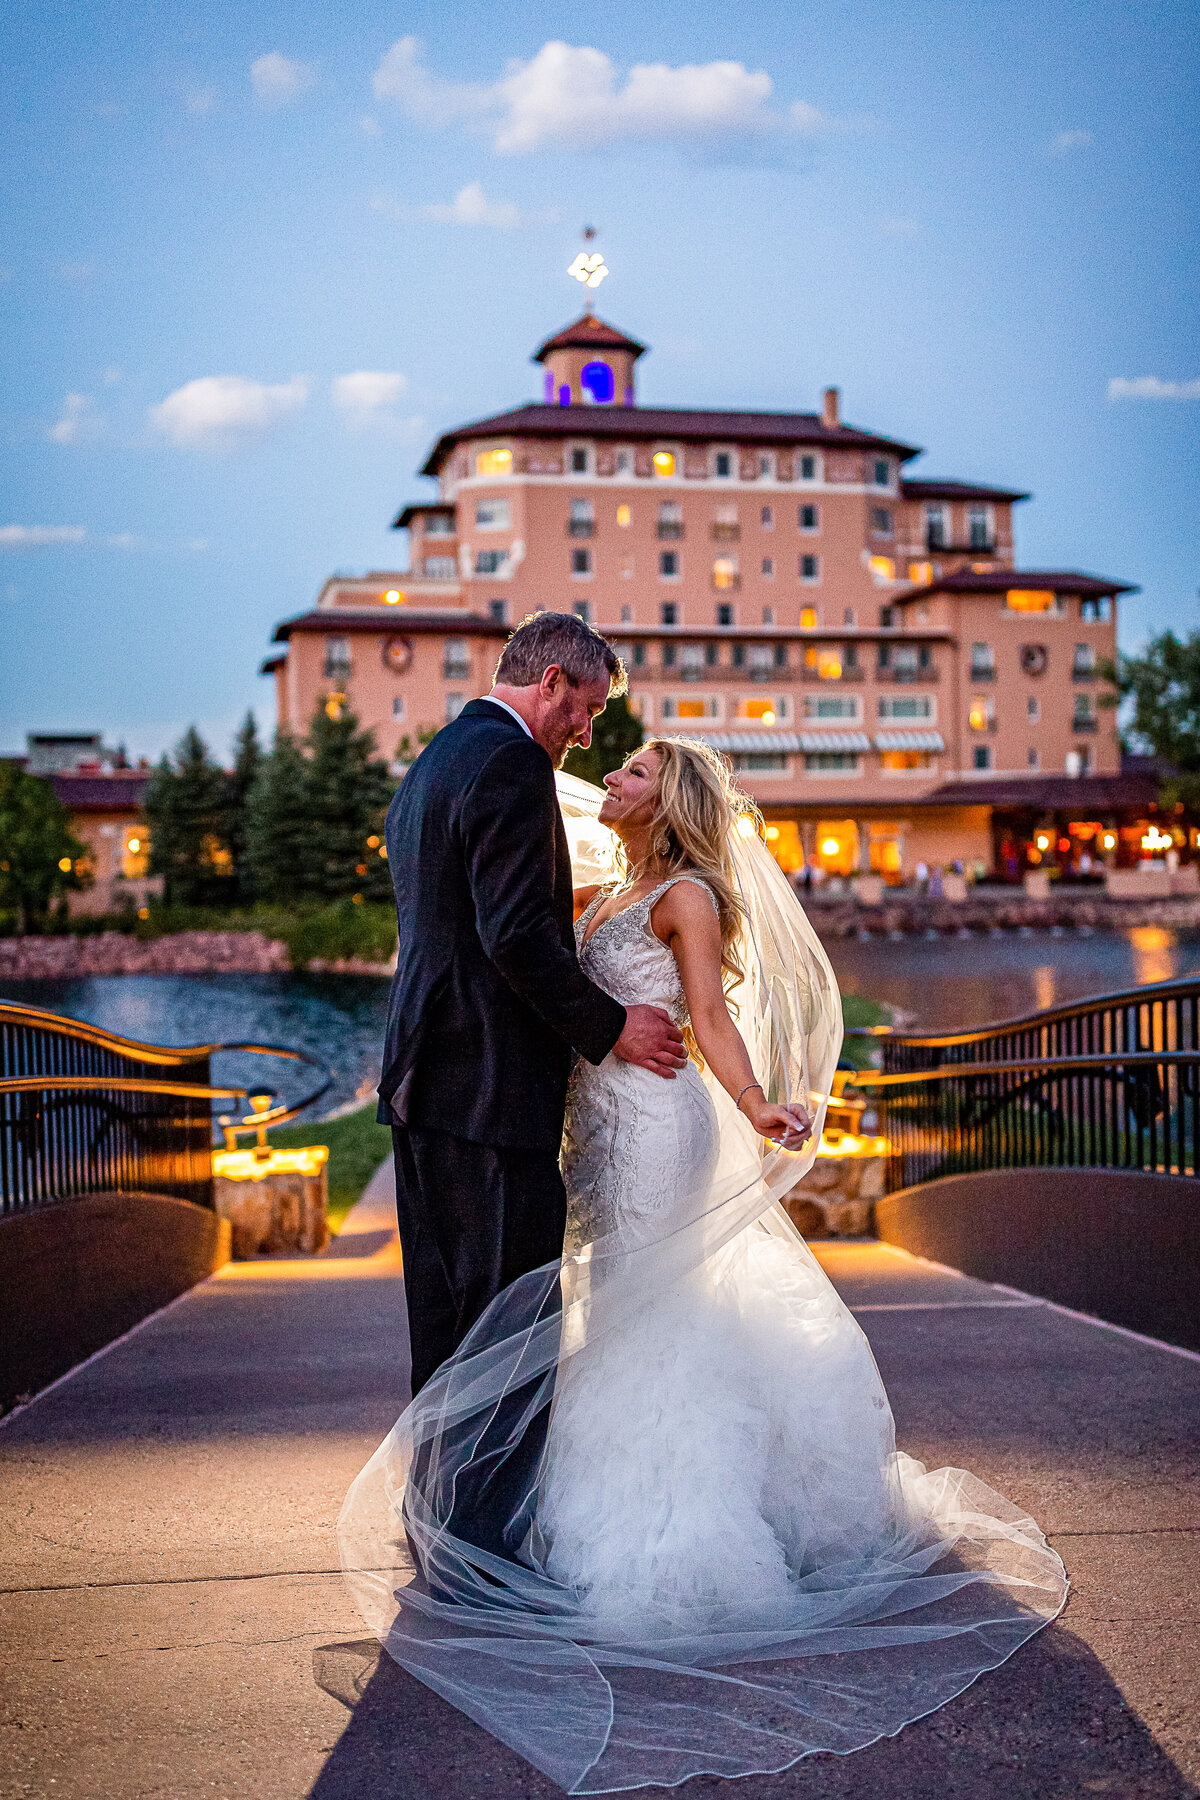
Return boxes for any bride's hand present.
[742,1095,815,1149]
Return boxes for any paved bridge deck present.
[2,1163,1197,1800]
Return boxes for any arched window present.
[581,361,614,404]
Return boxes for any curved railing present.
[847,975,1200,1191]
[0,1001,331,1217]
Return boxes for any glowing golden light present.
[476,448,512,478]
[57,856,72,872]
[213,1145,329,1183]
[800,608,818,630]
[821,838,840,857]
[736,816,758,840]
[652,451,676,478]
[762,708,776,725]
[817,650,842,680]
[765,825,780,841]
[1035,833,1051,851]
[908,561,933,585]
[352,892,364,904]
[868,555,896,581]
[817,1129,889,1160]
[137,906,150,920]
[1102,831,1117,850]
[1006,589,1055,612]
[968,700,990,731]
[1142,826,1173,852]
[568,250,609,290]
[325,694,345,720]
[367,835,380,849]
[379,845,388,859]
[616,504,631,527]
[384,589,403,605]
[741,698,777,722]
[674,699,708,719]
[127,837,141,854]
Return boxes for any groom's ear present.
[539,664,567,699]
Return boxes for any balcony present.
[567,519,594,538]
[927,531,995,554]
[323,660,351,683]
[1073,714,1100,733]
[1072,665,1097,683]
[443,660,471,681]
[657,521,685,540]
[969,664,996,683]
[877,664,940,684]
[710,523,741,543]
[711,572,742,594]
[799,664,866,683]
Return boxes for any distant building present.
[12,735,157,915]
[265,309,1145,881]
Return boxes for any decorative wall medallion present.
[1019,644,1049,676]
[383,636,413,674]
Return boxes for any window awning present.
[797,730,872,752]
[873,730,946,751]
[671,730,803,753]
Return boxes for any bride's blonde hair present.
[616,735,761,1000]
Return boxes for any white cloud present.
[360,114,382,137]
[187,86,217,116]
[48,392,101,446]
[332,371,408,413]
[1051,129,1093,154]
[0,525,87,548]
[371,37,827,154]
[423,182,526,228]
[148,374,309,449]
[251,53,317,107]
[1108,375,1200,400]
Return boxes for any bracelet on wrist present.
[735,1082,763,1114]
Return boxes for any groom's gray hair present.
[494,611,628,696]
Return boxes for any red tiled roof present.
[420,405,922,476]
[393,502,456,530]
[259,653,287,674]
[894,567,1137,602]
[271,609,510,643]
[901,478,1030,503]
[533,312,648,362]
[51,772,148,811]
[925,772,1161,811]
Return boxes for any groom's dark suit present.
[378,698,626,1413]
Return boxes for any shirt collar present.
[478,695,533,739]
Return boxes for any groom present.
[379,611,685,1420]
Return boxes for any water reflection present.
[1032,964,1056,1014]
[1127,925,1175,987]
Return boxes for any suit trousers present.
[391,1123,567,1562]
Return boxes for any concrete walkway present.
[2,1165,1197,1800]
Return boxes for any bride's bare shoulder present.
[650,875,720,944]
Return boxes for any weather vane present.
[567,225,608,312]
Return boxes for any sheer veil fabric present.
[338,771,1067,1794]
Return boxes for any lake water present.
[5,925,1200,1117]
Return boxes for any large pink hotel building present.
[265,311,1143,881]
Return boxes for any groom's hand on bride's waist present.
[611,1006,688,1078]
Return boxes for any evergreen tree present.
[304,705,395,902]
[1105,630,1200,812]
[143,726,234,906]
[0,764,88,933]
[244,730,313,905]
[226,711,263,901]
[563,693,644,788]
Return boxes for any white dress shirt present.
[478,694,533,738]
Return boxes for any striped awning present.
[797,730,872,752]
[873,730,946,751]
[671,730,803,753]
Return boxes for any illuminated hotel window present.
[868,556,895,580]
[653,450,676,478]
[800,607,818,629]
[908,561,933,585]
[1006,589,1056,613]
[713,558,738,590]
[476,447,512,477]
[662,696,719,720]
[801,554,820,582]
[880,750,933,772]
[122,832,149,878]
[736,696,789,722]
[799,503,819,531]
[616,504,632,527]
[968,698,994,732]
[817,650,843,680]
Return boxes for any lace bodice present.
[575,875,717,1027]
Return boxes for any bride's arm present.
[652,883,813,1148]
[573,882,601,922]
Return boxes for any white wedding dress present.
[339,789,1068,1795]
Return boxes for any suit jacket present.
[377,699,627,1151]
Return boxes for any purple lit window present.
[559,384,571,406]
[581,360,615,403]
[544,369,555,403]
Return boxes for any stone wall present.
[0,930,290,980]
[802,889,1200,939]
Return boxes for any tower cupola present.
[532,313,647,409]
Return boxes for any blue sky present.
[1,0,1196,760]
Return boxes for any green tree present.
[226,712,263,902]
[143,726,234,906]
[244,730,313,905]
[304,705,395,902]
[1104,630,1200,809]
[0,764,88,934]
[563,692,644,787]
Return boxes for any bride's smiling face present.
[598,748,662,838]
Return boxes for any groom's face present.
[537,669,613,767]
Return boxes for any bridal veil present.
[338,770,1066,1793]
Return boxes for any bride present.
[339,737,1066,1794]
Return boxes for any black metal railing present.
[846,976,1200,1191]
[0,1002,330,1218]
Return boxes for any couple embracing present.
[338,612,1066,1794]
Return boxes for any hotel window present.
[926,505,947,549]
[475,447,512,478]
[713,450,733,478]
[706,641,719,665]
[871,507,894,537]
[908,560,934,585]
[733,644,746,667]
[973,744,992,771]
[799,454,817,481]
[800,554,820,582]
[663,643,676,668]
[716,603,735,627]
[652,450,676,479]
[661,602,677,626]
[658,501,684,538]
[880,750,934,772]
[885,644,920,679]
[817,649,843,680]
[799,503,819,531]
[879,605,894,627]
[758,453,775,479]
[800,606,818,629]
[573,600,593,622]
[488,599,509,622]
[711,504,739,543]
[873,459,891,487]
[443,638,470,678]
[1081,596,1112,622]
[868,556,896,581]
[843,608,855,626]
[446,693,467,724]
[968,505,991,548]
[423,555,456,578]
[1028,748,1040,769]
[475,549,505,574]
[762,557,774,577]
[571,548,592,575]
[877,693,933,721]
[761,505,774,527]
[659,550,680,579]
[970,642,995,679]
[806,751,861,774]
[713,557,738,590]
[568,498,594,535]
[632,642,646,666]
[1073,643,1096,678]
[762,605,775,625]
[615,448,633,476]
[424,513,454,535]
[1066,748,1092,775]
[662,696,719,720]
[475,498,510,529]
[1027,695,1039,720]
[1073,694,1097,729]
[679,643,705,677]
[736,696,790,722]
[968,696,995,732]
[324,636,350,678]
[1006,588,1058,613]
[616,503,632,527]
[806,694,860,720]
[730,752,789,773]
[620,602,633,622]
[392,696,406,719]
[570,447,589,473]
